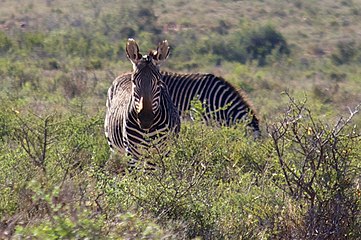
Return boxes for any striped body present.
[162,72,260,137]
[104,39,180,168]
[105,73,180,162]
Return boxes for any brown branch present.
[271,125,294,196]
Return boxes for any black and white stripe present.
[161,72,260,137]
[104,39,180,169]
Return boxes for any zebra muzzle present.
[137,110,155,130]
[137,98,155,129]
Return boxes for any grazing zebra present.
[104,39,180,169]
[161,72,260,137]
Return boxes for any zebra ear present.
[126,38,142,63]
[152,40,169,62]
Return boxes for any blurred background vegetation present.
[0,0,360,238]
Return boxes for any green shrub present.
[0,31,13,54]
[0,109,109,221]
[14,179,168,239]
[268,93,361,239]
[85,58,102,70]
[46,58,61,70]
[96,120,279,239]
[331,40,361,65]
[201,25,290,66]
[243,25,290,66]
[1,94,360,239]
[21,32,46,49]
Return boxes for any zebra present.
[104,39,181,170]
[161,72,260,138]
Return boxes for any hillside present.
[0,0,360,238]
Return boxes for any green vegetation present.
[0,0,360,239]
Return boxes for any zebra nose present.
[138,119,154,130]
[138,110,155,130]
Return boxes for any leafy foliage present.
[204,25,290,66]
[0,31,13,54]
[1,97,359,238]
[331,40,361,65]
[268,94,361,239]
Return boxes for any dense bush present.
[200,25,290,66]
[1,95,359,238]
[331,40,361,65]
[0,31,13,54]
[96,120,274,238]
[268,94,361,239]
[0,30,117,63]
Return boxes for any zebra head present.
[126,39,170,130]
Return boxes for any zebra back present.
[161,71,260,137]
